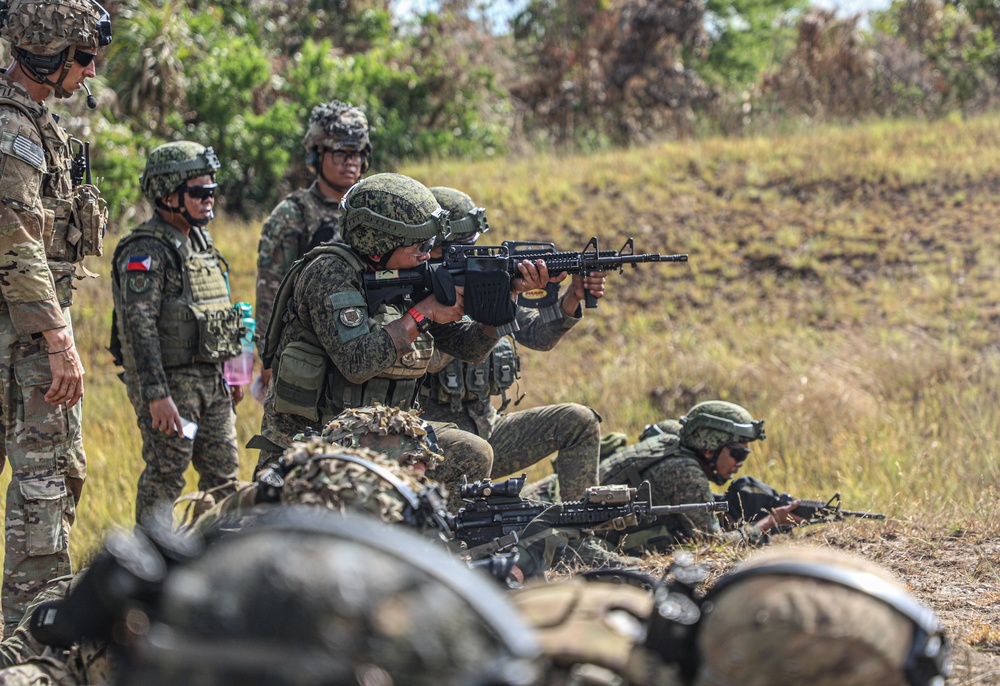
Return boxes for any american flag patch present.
[127,256,152,271]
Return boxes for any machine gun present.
[722,476,886,526]
[453,474,727,559]
[363,236,688,327]
[69,137,92,188]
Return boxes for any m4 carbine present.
[454,474,726,559]
[722,476,886,526]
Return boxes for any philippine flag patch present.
[127,256,152,271]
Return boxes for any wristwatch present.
[407,307,432,334]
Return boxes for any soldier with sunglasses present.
[0,0,111,636]
[109,142,243,531]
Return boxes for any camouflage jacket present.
[419,302,581,436]
[0,75,70,334]
[255,182,344,351]
[262,247,498,447]
[602,438,764,551]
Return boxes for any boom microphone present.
[82,82,96,109]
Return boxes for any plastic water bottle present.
[224,302,256,386]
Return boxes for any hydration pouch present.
[193,304,243,362]
[71,184,108,259]
[464,255,516,326]
[273,340,329,422]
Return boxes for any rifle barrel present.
[648,501,729,517]
[840,510,887,520]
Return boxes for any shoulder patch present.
[127,256,152,271]
[127,273,153,294]
[0,130,45,170]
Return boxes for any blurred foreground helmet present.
[116,510,542,686]
[139,141,220,201]
[320,403,443,471]
[430,186,489,244]
[0,0,112,57]
[679,401,764,451]
[341,173,451,256]
[693,546,951,686]
[302,99,372,173]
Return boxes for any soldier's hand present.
[231,384,244,406]
[150,396,184,436]
[562,271,607,315]
[42,329,85,408]
[418,287,465,325]
[511,259,563,298]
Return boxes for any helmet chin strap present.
[17,47,77,99]
[156,190,213,228]
[702,447,729,485]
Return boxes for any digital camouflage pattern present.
[112,216,238,530]
[0,0,106,55]
[139,141,220,201]
[420,304,600,500]
[429,186,488,242]
[679,401,761,451]
[341,173,448,256]
[512,579,682,686]
[301,99,370,159]
[255,183,344,348]
[696,547,924,686]
[639,418,683,442]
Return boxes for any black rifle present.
[722,476,886,526]
[69,137,91,187]
[363,236,688,326]
[454,474,727,559]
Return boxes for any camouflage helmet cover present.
[0,0,111,56]
[122,511,542,686]
[140,141,221,201]
[319,403,443,471]
[341,173,451,256]
[430,186,490,243]
[640,418,684,442]
[301,99,371,156]
[679,401,765,451]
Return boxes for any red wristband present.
[407,307,431,333]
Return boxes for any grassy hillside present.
[3,114,999,575]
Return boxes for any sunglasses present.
[726,444,751,462]
[74,50,98,67]
[185,184,218,200]
[329,150,365,165]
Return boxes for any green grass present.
[3,113,1000,568]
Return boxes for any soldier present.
[254,99,370,393]
[110,141,243,530]
[600,401,803,554]
[253,173,553,500]
[419,187,603,500]
[0,0,111,635]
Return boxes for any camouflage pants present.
[0,309,84,637]
[425,421,493,510]
[125,367,239,530]
[431,403,601,501]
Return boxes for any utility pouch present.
[464,256,516,326]
[71,183,108,259]
[193,304,242,362]
[273,340,329,422]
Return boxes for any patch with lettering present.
[340,306,364,327]
[127,273,152,294]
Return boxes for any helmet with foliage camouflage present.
[302,99,372,173]
[678,401,765,452]
[139,141,221,202]
[430,186,490,243]
[319,403,443,471]
[0,0,112,57]
[341,173,451,256]
[693,546,951,686]
[117,510,543,686]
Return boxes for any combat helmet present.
[0,0,112,97]
[114,510,543,686]
[319,403,443,471]
[302,99,372,174]
[140,141,220,225]
[430,186,490,244]
[639,418,684,442]
[341,173,451,258]
[678,401,764,485]
[691,546,952,686]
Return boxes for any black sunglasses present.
[185,184,217,200]
[74,50,98,67]
[726,444,751,462]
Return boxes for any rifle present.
[363,236,688,327]
[69,137,91,187]
[722,476,886,526]
[453,474,727,559]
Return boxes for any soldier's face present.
[59,45,98,94]
[384,242,431,269]
[321,148,362,189]
[716,442,749,480]
[180,174,216,221]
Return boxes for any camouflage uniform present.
[0,0,111,634]
[111,143,241,529]
[420,304,600,500]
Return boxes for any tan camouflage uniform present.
[254,182,343,347]
[420,303,601,500]
[112,215,239,529]
[0,72,98,634]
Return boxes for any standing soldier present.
[255,100,370,392]
[110,142,243,530]
[420,187,604,500]
[0,0,111,635]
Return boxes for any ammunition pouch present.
[71,184,107,259]
[273,340,329,422]
[194,304,243,362]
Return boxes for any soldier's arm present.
[255,199,307,351]
[661,461,767,544]
[429,319,498,363]
[115,237,171,403]
[509,304,579,351]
